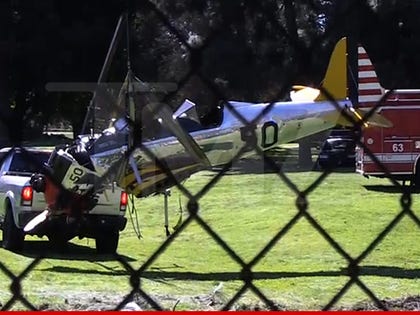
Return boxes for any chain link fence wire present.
[1,0,420,311]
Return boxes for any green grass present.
[1,157,420,310]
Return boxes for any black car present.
[317,137,355,169]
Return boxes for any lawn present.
[1,156,420,310]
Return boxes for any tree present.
[0,0,125,143]
[2,0,420,146]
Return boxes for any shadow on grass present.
[39,264,130,277]
[359,265,420,279]
[18,262,420,281]
[67,264,420,281]
[363,185,420,194]
[139,265,420,281]
[209,158,356,175]
[0,240,135,262]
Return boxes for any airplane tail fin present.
[290,37,392,128]
[291,38,347,102]
[319,39,392,128]
[357,45,386,107]
[316,37,348,101]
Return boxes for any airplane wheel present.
[2,204,24,251]
[95,231,119,254]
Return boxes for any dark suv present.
[317,137,355,169]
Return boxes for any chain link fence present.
[1,0,419,311]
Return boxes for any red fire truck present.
[355,46,420,186]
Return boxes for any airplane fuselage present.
[88,99,352,196]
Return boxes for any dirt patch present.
[36,292,227,311]
[343,295,420,311]
[33,290,283,311]
[33,293,420,311]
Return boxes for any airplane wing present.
[118,154,203,197]
[355,108,393,128]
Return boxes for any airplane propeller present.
[142,101,211,167]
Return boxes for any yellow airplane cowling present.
[289,86,321,102]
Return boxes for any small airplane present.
[25,37,392,231]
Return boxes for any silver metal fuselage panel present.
[88,99,351,195]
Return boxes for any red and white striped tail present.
[358,46,385,107]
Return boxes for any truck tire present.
[414,162,420,187]
[2,204,24,251]
[95,231,119,254]
[47,234,69,252]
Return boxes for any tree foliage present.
[1,0,420,144]
[0,0,123,142]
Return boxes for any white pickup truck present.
[0,146,128,253]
